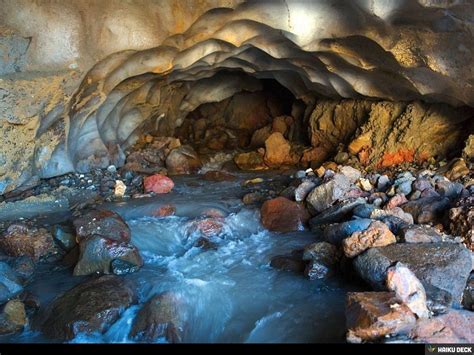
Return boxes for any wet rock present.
[322,219,372,245]
[462,273,473,311]
[260,197,310,233]
[346,292,416,343]
[185,217,224,238]
[409,309,474,343]
[386,262,429,319]
[0,300,27,335]
[38,275,137,340]
[339,166,362,184]
[111,259,141,275]
[399,225,443,243]
[309,198,365,229]
[0,224,55,261]
[130,292,186,343]
[73,235,143,276]
[143,174,175,194]
[342,221,396,258]
[166,145,202,175]
[306,174,351,214]
[353,243,472,304]
[242,192,265,205]
[400,196,450,224]
[449,196,473,251]
[385,194,408,210]
[6,256,35,283]
[151,204,176,217]
[302,242,341,279]
[0,262,23,304]
[203,170,236,182]
[294,179,317,202]
[234,151,267,171]
[270,255,306,273]
[52,225,76,251]
[263,132,299,167]
[194,237,218,251]
[73,209,131,243]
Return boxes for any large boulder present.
[37,275,137,340]
[342,221,396,258]
[303,242,341,279]
[0,224,55,261]
[346,292,416,343]
[263,132,299,167]
[166,145,202,175]
[73,209,131,243]
[306,174,352,214]
[129,292,186,343]
[260,197,310,233]
[353,243,472,305]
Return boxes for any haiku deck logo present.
[426,345,473,355]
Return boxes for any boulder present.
[234,151,267,171]
[386,262,429,319]
[294,179,317,202]
[342,221,396,258]
[353,243,472,305]
[302,242,341,279]
[184,217,224,238]
[306,174,352,214]
[0,224,55,261]
[130,292,186,343]
[322,219,372,245]
[143,174,175,194]
[73,235,143,276]
[166,145,202,175]
[263,132,299,167]
[52,225,76,251]
[444,158,470,181]
[346,292,416,343]
[410,309,474,343]
[0,300,27,335]
[309,198,365,229]
[73,209,131,243]
[370,207,414,225]
[260,197,310,233]
[249,124,272,148]
[37,276,137,340]
[0,263,24,304]
[400,196,450,224]
[399,225,443,243]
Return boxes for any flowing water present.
[2,172,363,343]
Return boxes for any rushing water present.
[2,172,363,343]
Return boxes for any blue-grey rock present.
[322,219,373,245]
[309,198,365,230]
[0,262,23,304]
[353,204,376,218]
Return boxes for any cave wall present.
[1,0,474,195]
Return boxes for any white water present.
[3,173,361,343]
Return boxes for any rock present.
[334,152,349,165]
[185,217,224,238]
[52,225,76,251]
[203,170,236,182]
[353,204,376,218]
[111,259,141,275]
[358,178,373,192]
[400,196,450,224]
[114,180,126,197]
[151,204,176,217]
[371,207,414,225]
[302,242,341,279]
[73,209,131,243]
[376,215,410,235]
[424,284,453,315]
[234,151,267,171]
[263,132,299,167]
[306,174,352,214]
[386,262,429,319]
[462,273,473,311]
[377,175,391,192]
[194,237,218,251]
[413,178,432,193]
[410,309,474,343]
[342,221,396,258]
[449,196,473,251]
[463,135,474,161]
[279,186,296,200]
[0,262,23,305]
[353,243,472,304]
[272,116,288,135]
[339,166,362,183]
[0,224,55,261]
[143,174,175,194]
[294,179,317,202]
[166,145,202,175]
[73,235,143,276]
[385,194,408,210]
[260,197,310,233]
[322,219,372,245]
[38,276,137,340]
[435,180,464,199]
[242,192,265,205]
[6,256,34,283]
[346,292,416,343]
[399,225,443,243]
[309,198,366,229]
[295,170,306,179]
[249,124,272,148]
[130,292,186,343]
[444,158,469,181]
[0,300,27,335]
[270,255,306,273]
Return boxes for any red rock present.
[186,218,224,238]
[200,208,226,218]
[410,309,474,343]
[260,197,310,233]
[346,292,416,343]
[0,224,55,261]
[342,221,396,258]
[379,149,415,168]
[144,174,174,194]
[151,205,176,217]
[73,209,131,243]
[385,194,408,210]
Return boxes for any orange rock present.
[0,224,55,261]
[264,132,299,167]
[186,218,224,237]
[272,116,288,135]
[300,147,329,167]
[342,221,396,258]
[260,197,310,233]
[379,149,415,168]
[152,205,176,217]
[234,151,267,171]
[143,174,174,194]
